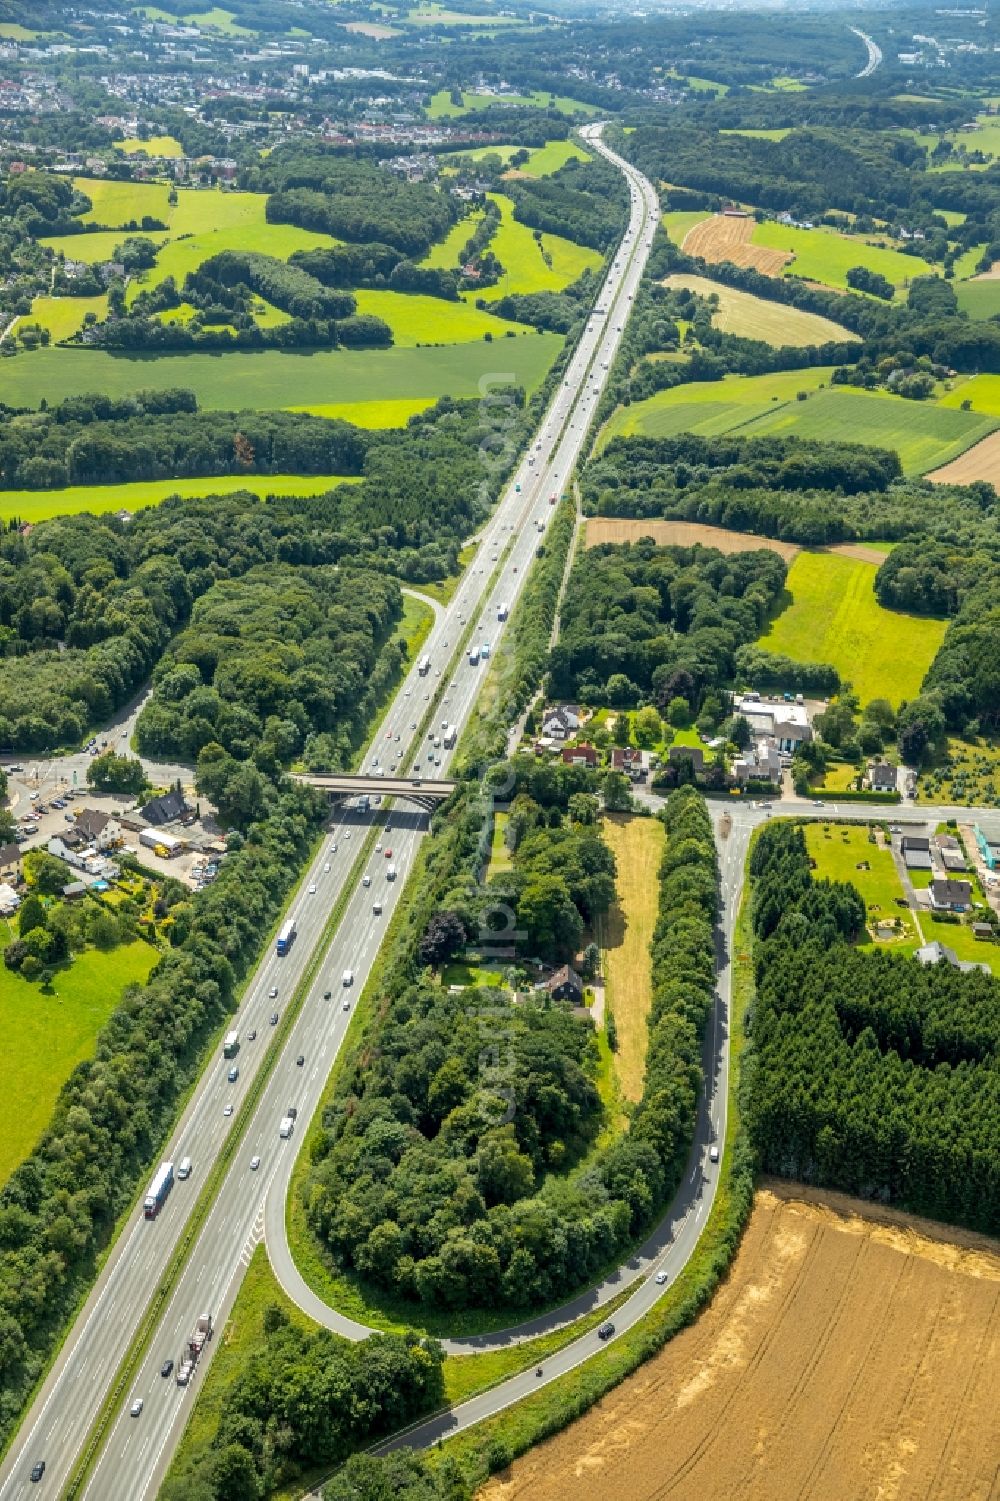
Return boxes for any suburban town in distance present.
[0,0,998,1498]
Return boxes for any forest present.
[300,782,718,1316]
[506,156,629,252]
[746,822,1000,1235]
[547,538,786,711]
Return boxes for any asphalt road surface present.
[0,123,663,1501]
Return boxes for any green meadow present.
[938,373,1000,416]
[0,940,158,1189]
[427,88,599,118]
[353,289,526,344]
[17,294,108,342]
[0,335,564,410]
[472,193,601,301]
[758,551,948,706]
[288,398,435,427]
[599,367,835,446]
[114,134,184,157]
[955,278,1000,321]
[662,210,710,246]
[752,221,936,291]
[0,473,361,526]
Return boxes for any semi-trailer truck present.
[497,602,508,622]
[143,1161,174,1219]
[443,724,457,749]
[417,654,431,677]
[468,647,480,666]
[223,1029,239,1059]
[276,919,296,956]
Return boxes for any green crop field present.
[662,210,710,245]
[0,473,361,526]
[752,221,936,291]
[742,387,997,474]
[353,289,526,344]
[288,397,435,427]
[955,278,1000,320]
[76,177,173,227]
[114,134,184,157]
[598,367,835,447]
[471,193,601,301]
[17,294,108,343]
[938,373,1000,416]
[0,939,158,1189]
[757,551,948,705]
[0,335,563,411]
[663,274,858,347]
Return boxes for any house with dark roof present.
[562,743,598,768]
[74,809,121,850]
[930,877,973,912]
[0,842,21,883]
[546,965,584,1004]
[901,834,933,871]
[141,787,190,826]
[668,744,705,772]
[867,761,898,794]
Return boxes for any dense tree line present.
[746,822,1000,1234]
[160,1320,444,1501]
[135,565,403,783]
[190,249,355,321]
[255,153,457,258]
[0,394,367,490]
[301,779,719,1316]
[0,781,329,1453]
[291,242,459,300]
[507,156,628,251]
[547,538,786,712]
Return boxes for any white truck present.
[443,724,457,749]
[176,1312,212,1384]
[279,1115,295,1138]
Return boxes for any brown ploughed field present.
[583,520,888,567]
[481,1182,1000,1501]
[682,214,793,276]
[929,429,1000,488]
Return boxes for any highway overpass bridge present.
[298,772,457,811]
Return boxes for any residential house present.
[541,705,581,741]
[75,809,122,850]
[930,877,973,912]
[733,696,812,752]
[0,881,20,916]
[867,761,898,794]
[731,741,782,786]
[62,881,87,899]
[141,786,190,826]
[561,743,598,768]
[546,964,584,1004]
[915,939,989,976]
[668,744,705,772]
[936,833,967,872]
[901,834,933,871]
[610,747,647,782]
[0,842,21,884]
[771,718,812,754]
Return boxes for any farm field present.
[662,209,711,245]
[583,519,889,566]
[16,294,108,343]
[287,397,434,427]
[114,134,184,156]
[482,1182,1000,1501]
[757,550,947,705]
[743,387,997,474]
[937,372,1000,416]
[0,336,564,410]
[352,288,527,344]
[955,278,1000,320]
[41,227,171,264]
[0,473,361,526]
[0,939,159,1189]
[43,185,273,268]
[682,214,936,291]
[804,823,919,951]
[600,815,665,1102]
[597,366,835,447]
[663,274,858,347]
[472,194,602,301]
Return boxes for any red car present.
[384,848,392,858]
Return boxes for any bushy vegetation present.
[548,537,786,709]
[746,821,1000,1234]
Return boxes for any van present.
[342,969,354,986]
[279,1116,294,1139]
[177,1157,192,1181]
[386,865,397,882]
[373,902,382,916]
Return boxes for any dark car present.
[597,1321,615,1341]
[248,1029,257,1042]
[296,1054,305,1067]
[323,989,332,1000]
[287,1107,298,1119]
[30,1462,45,1483]
[270,1012,279,1026]
[161,1358,174,1379]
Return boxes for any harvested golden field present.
[682,213,793,276]
[584,518,801,561]
[929,429,1000,487]
[600,815,665,1102]
[482,1182,1000,1501]
[663,274,858,348]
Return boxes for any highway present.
[0,122,662,1500]
[849,24,883,77]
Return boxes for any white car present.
[308,882,317,894]
[224,1104,234,1118]
[130,1399,143,1418]
[655,1270,668,1285]
[250,1155,261,1171]
[323,861,331,872]
[362,875,371,888]
[709,1145,720,1163]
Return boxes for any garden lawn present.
[0,335,563,410]
[287,397,434,427]
[471,194,602,301]
[752,221,936,291]
[741,387,997,474]
[804,823,919,952]
[598,367,834,448]
[0,473,361,526]
[663,274,858,348]
[757,551,947,706]
[0,940,158,1189]
[114,134,184,157]
[352,289,528,344]
[18,294,108,343]
[921,915,1000,977]
[600,815,665,1103]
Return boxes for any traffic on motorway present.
[0,123,662,1501]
